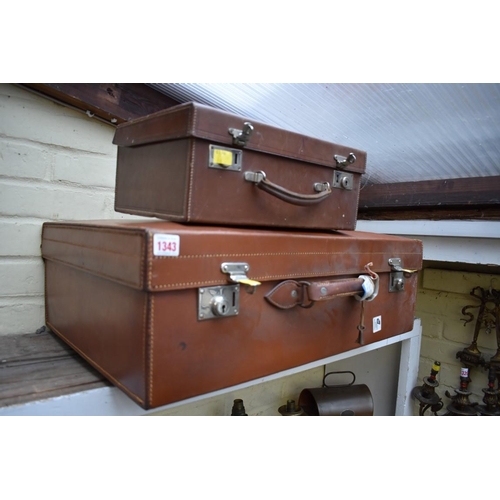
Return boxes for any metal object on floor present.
[278,400,304,416]
[298,371,373,416]
[231,399,248,416]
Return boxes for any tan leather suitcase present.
[42,220,422,409]
[112,102,366,230]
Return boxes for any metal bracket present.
[208,145,242,171]
[332,170,354,190]
[198,285,240,321]
[244,171,265,183]
[228,122,254,147]
[314,181,331,192]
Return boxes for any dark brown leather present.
[113,102,366,174]
[42,220,423,409]
[112,102,367,230]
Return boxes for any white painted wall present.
[0,84,141,336]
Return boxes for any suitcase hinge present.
[388,258,418,292]
[228,122,254,147]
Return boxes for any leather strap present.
[245,171,332,206]
[257,177,332,206]
[265,278,365,310]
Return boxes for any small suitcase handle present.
[244,170,332,206]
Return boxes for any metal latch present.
[208,144,242,171]
[221,262,261,290]
[388,258,418,292]
[198,285,240,320]
[228,122,254,147]
[332,170,354,190]
[197,262,261,320]
[334,152,356,168]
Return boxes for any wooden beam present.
[359,176,500,209]
[18,83,180,125]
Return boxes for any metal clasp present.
[228,122,254,147]
[334,152,356,168]
[388,258,418,292]
[221,262,261,293]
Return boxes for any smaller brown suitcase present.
[42,220,422,409]
[113,102,366,230]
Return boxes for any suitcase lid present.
[42,221,422,292]
[112,102,366,174]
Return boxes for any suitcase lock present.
[198,285,240,321]
[388,258,418,292]
[198,263,261,321]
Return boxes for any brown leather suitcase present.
[42,220,422,409]
[112,102,366,230]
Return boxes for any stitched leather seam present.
[152,251,422,259]
[149,295,155,408]
[47,322,145,406]
[147,231,154,407]
[141,231,147,398]
[142,292,147,406]
[187,105,197,221]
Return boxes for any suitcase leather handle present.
[265,276,377,310]
[244,171,332,206]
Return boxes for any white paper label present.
[153,234,180,256]
[373,316,382,333]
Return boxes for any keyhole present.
[211,296,230,316]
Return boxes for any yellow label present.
[213,148,233,166]
[238,278,261,287]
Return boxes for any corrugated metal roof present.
[149,83,500,185]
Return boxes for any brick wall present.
[415,266,500,412]
[0,83,139,336]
